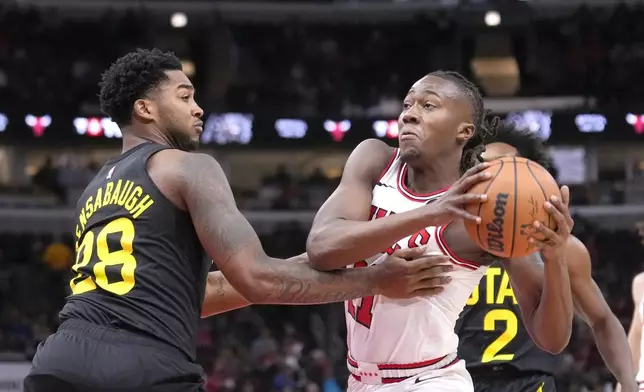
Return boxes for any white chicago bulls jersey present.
[345,149,487,369]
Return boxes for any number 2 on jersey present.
[70,217,138,296]
[347,261,374,328]
[481,309,518,363]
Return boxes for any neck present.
[405,151,462,194]
[121,124,173,154]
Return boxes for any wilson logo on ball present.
[486,193,509,254]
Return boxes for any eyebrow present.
[406,88,442,98]
[177,84,195,91]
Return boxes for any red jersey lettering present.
[347,260,374,328]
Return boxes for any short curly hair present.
[487,122,552,169]
[429,71,499,174]
[99,48,183,126]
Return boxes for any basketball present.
[464,157,561,259]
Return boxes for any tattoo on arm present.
[215,274,226,297]
[180,153,379,304]
[251,258,378,304]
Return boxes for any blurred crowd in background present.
[4,3,644,115]
[0,1,644,391]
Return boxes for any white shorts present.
[347,360,473,392]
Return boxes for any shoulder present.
[351,138,395,163]
[148,150,223,181]
[147,150,224,210]
[345,138,396,182]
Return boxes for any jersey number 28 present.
[70,217,138,296]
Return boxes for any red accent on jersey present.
[347,260,374,328]
[408,228,431,249]
[377,149,399,182]
[375,208,388,219]
[386,243,402,255]
[370,205,378,220]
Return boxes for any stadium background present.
[1,0,644,391]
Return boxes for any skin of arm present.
[617,273,644,392]
[307,139,425,270]
[307,138,486,270]
[501,246,573,354]
[564,238,636,390]
[629,274,644,372]
[171,151,390,304]
[148,150,444,306]
[200,254,308,318]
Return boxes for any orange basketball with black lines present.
[464,157,561,259]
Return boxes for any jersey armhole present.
[435,222,482,270]
[375,148,399,184]
[141,147,191,215]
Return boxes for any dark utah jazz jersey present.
[456,263,558,375]
[59,142,209,361]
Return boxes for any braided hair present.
[428,71,499,174]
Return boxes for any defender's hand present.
[528,185,574,262]
[375,247,453,299]
[424,162,491,226]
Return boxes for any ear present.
[456,122,475,145]
[133,99,155,123]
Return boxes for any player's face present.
[155,70,204,152]
[398,75,474,164]
[481,142,518,161]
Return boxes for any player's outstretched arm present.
[174,151,446,305]
[201,249,451,316]
[567,238,636,391]
[200,254,308,317]
[201,271,250,317]
[307,139,490,270]
[502,187,575,354]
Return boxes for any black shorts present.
[24,319,205,392]
[472,373,556,392]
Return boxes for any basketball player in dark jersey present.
[23,49,468,392]
[456,123,636,392]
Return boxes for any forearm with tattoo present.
[181,153,381,305]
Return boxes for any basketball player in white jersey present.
[306,71,575,391]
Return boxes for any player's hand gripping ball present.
[463,157,566,259]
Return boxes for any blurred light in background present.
[181,59,195,77]
[170,12,187,28]
[484,11,501,27]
